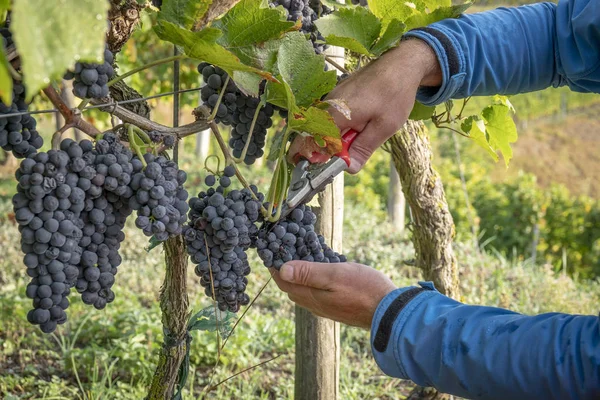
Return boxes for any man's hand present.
[288,38,442,174]
[270,261,397,329]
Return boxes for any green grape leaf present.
[408,101,435,121]
[188,306,236,339]
[0,49,12,106]
[492,94,516,113]
[154,21,274,82]
[145,235,163,252]
[288,105,340,142]
[276,31,337,107]
[461,115,498,161]
[12,0,110,100]
[213,0,296,48]
[233,71,262,96]
[404,3,472,30]
[413,0,452,10]
[157,0,213,30]
[265,73,295,110]
[370,19,405,57]
[367,0,416,29]
[481,104,518,167]
[315,7,382,56]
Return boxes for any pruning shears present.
[279,129,359,219]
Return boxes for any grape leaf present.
[413,0,452,10]
[367,0,416,29]
[315,7,382,56]
[232,71,262,97]
[408,101,435,121]
[12,0,110,100]
[289,106,341,146]
[188,306,235,339]
[158,0,213,30]
[154,21,274,82]
[210,0,296,93]
[461,115,498,161]
[0,49,12,106]
[265,72,294,110]
[492,94,516,113]
[213,0,296,49]
[276,31,337,107]
[482,104,518,167]
[266,70,340,152]
[370,19,406,57]
[404,3,472,30]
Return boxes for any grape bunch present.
[65,45,115,99]
[14,147,88,333]
[0,26,43,159]
[255,204,346,270]
[271,0,328,54]
[198,63,239,126]
[129,153,189,242]
[229,97,274,165]
[185,166,264,312]
[68,135,135,309]
[198,63,276,165]
[0,82,43,159]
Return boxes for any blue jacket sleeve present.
[402,0,600,106]
[370,282,600,400]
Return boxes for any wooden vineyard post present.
[295,175,343,400]
[295,27,344,399]
[388,158,406,232]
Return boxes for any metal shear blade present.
[280,156,347,219]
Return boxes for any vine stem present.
[204,277,272,393]
[209,75,230,121]
[107,54,188,87]
[51,123,74,150]
[203,354,282,395]
[127,124,148,167]
[325,55,349,74]
[236,102,262,163]
[208,121,267,213]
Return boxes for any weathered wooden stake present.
[295,174,343,400]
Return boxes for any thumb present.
[279,260,338,290]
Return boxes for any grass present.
[1,200,599,399]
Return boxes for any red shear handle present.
[334,129,359,167]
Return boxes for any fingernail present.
[280,265,294,282]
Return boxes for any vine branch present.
[43,86,102,137]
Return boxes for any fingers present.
[346,117,400,174]
[277,260,342,290]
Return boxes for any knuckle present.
[296,263,312,286]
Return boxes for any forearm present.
[370,282,600,400]
[403,0,600,105]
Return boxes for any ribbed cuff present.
[370,281,438,378]
[402,27,466,106]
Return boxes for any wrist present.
[396,37,443,87]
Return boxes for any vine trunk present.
[387,120,459,400]
[147,235,190,399]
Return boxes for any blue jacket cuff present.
[402,27,466,106]
[370,281,438,378]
